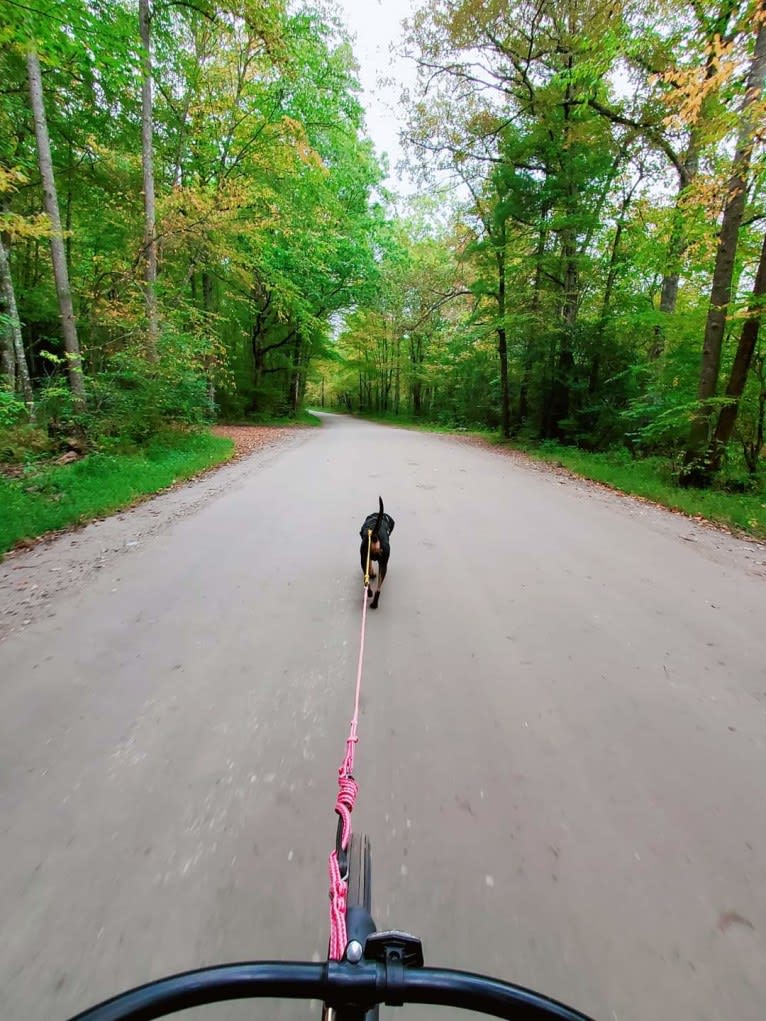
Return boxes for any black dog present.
[359,497,395,609]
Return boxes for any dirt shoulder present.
[210,424,297,458]
[0,426,308,642]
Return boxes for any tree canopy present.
[2,0,765,491]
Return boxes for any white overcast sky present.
[331,0,417,193]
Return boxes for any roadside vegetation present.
[0,430,233,554]
[517,442,766,540]
[2,0,765,551]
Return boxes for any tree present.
[683,9,766,483]
[0,234,35,416]
[402,0,645,439]
[139,0,159,358]
[26,48,86,408]
[708,228,766,468]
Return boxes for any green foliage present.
[2,0,763,493]
[2,0,385,451]
[365,0,765,480]
[10,347,214,457]
[83,356,213,447]
[0,390,27,428]
[0,424,54,465]
[35,378,79,434]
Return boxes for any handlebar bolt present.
[345,940,364,963]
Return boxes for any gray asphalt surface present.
[0,413,764,1021]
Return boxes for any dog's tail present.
[372,495,384,538]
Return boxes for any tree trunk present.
[65,134,74,272]
[0,236,35,417]
[592,178,640,393]
[251,323,264,380]
[1,236,17,389]
[139,0,159,358]
[742,355,765,473]
[517,338,530,427]
[381,323,389,412]
[394,332,401,414]
[683,18,766,483]
[547,234,578,438]
[288,334,303,414]
[27,49,86,408]
[0,324,13,390]
[520,223,548,428]
[202,270,213,313]
[249,284,271,408]
[496,240,510,438]
[547,71,579,440]
[410,335,423,417]
[707,229,766,470]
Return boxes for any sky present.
[331,0,417,193]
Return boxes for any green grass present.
[222,409,322,427]
[0,430,234,555]
[286,408,322,427]
[517,441,766,540]
[322,407,491,436]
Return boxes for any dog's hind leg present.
[370,559,387,609]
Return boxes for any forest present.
[2,0,765,540]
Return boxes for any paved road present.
[1,414,764,1021]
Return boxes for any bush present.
[0,423,54,464]
[0,390,28,428]
[31,354,213,451]
[36,378,81,439]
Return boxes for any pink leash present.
[327,572,370,960]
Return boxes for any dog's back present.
[359,511,394,550]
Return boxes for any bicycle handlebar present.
[67,960,595,1021]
